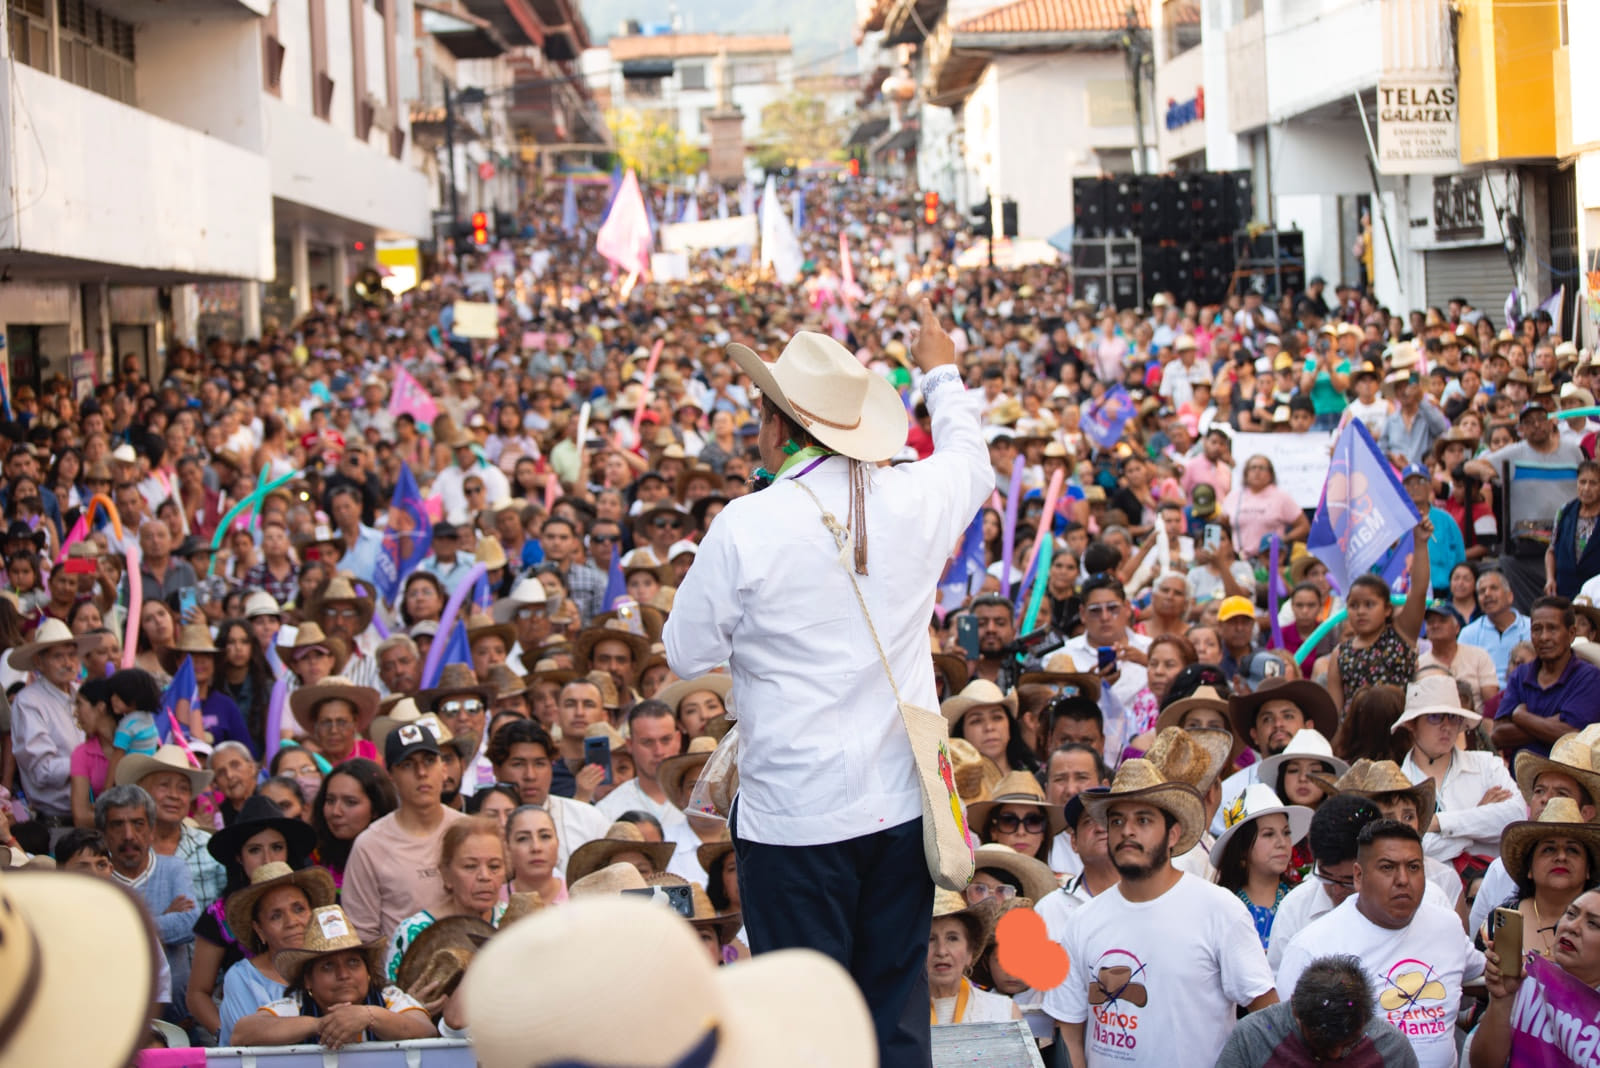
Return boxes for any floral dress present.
[1335,624,1417,692]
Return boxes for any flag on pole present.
[158,656,203,766]
[428,621,474,682]
[792,188,806,232]
[596,170,654,280]
[840,232,864,303]
[388,367,438,429]
[600,164,623,225]
[1540,286,1567,339]
[602,543,626,612]
[1081,386,1137,451]
[375,463,433,603]
[472,569,494,614]
[939,508,989,610]
[760,176,804,285]
[1306,418,1421,591]
[561,176,579,236]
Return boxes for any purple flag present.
[1306,418,1421,591]
[428,620,474,683]
[376,463,432,604]
[1508,952,1600,1066]
[1082,386,1136,451]
[602,543,627,612]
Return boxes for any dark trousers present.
[733,813,934,1068]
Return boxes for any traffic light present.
[471,211,489,246]
[848,158,860,178]
[923,191,939,226]
[494,211,517,240]
[970,196,993,238]
[1001,198,1019,238]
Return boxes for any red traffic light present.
[848,158,860,178]
[470,211,488,245]
[923,191,939,225]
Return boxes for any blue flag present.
[376,463,432,604]
[939,507,988,610]
[422,621,474,689]
[472,569,494,614]
[1306,418,1421,592]
[1082,386,1136,451]
[600,164,622,225]
[561,176,578,237]
[158,655,199,744]
[602,543,626,612]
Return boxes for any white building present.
[582,32,794,151]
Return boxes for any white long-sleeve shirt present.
[1402,748,1526,861]
[12,678,82,818]
[664,365,993,846]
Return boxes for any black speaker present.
[1074,178,1104,238]
[1136,176,1167,240]
[1175,245,1202,302]
[1278,229,1305,262]
[1073,271,1110,308]
[1227,170,1253,231]
[1111,271,1142,310]
[1108,238,1140,271]
[1073,240,1108,271]
[1143,243,1170,292]
[1106,177,1136,234]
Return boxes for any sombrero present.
[1086,757,1207,856]
[940,679,1019,732]
[965,771,1067,838]
[658,736,719,809]
[114,743,214,792]
[971,842,1058,903]
[1015,652,1102,702]
[417,662,496,711]
[1514,726,1600,811]
[1254,728,1350,789]
[564,822,676,887]
[223,861,337,952]
[1229,677,1338,742]
[1501,797,1600,884]
[1312,759,1437,823]
[465,612,517,653]
[395,914,498,997]
[931,653,970,695]
[948,738,1003,804]
[591,603,667,643]
[573,621,652,674]
[1210,782,1314,867]
[8,619,100,673]
[930,889,994,961]
[654,674,733,720]
[274,904,386,987]
[289,676,380,737]
[208,794,318,867]
[305,576,375,634]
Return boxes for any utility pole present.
[1124,6,1148,175]
[443,77,461,227]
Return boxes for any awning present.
[847,116,889,146]
[417,3,509,58]
[872,127,918,155]
[458,0,542,47]
[622,59,675,79]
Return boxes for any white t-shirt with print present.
[1276,897,1483,1068]
[1266,874,1453,972]
[1044,872,1275,1066]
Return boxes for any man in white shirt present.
[665,307,991,1065]
[1158,335,1210,411]
[11,621,89,825]
[1063,575,1151,718]
[1276,820,1483,1068]
[1045,751,1278,1065]
[595,700,683,824]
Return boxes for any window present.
[1163,0,1201,57]
[56,0,136,104]
[1087,80,1135,127]
[8,0,50,73]
[1096,148,1135,175]
[680,63,707,90]
[625,78,663,100]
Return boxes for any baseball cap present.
[1218,595,1255,623]
[1273,353,1294,372]
[1190,483,1218,518]
[983,425,1017,445]
[385,719,443,768]
[1423,601,1465,627]
[1063,786,1110,832]
[1520,403,1549,420]
[1400,464,1430,482]
[1239,650,1287,690]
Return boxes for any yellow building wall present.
[1457,0,1560,164]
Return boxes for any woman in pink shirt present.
[1223,455,1309,559]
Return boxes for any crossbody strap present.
[790,479,904,706]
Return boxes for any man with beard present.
[969,594,1017,684]
[1276,821,1481,1068]
[1213,678,1339,835]
[1045,731,1277,1065]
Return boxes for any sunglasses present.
[440,698,486,717]
[990,811,1047,834]
[514,606,547,620]
[590,533,619,543]
[652,518,683,530]
[466,486,485,495]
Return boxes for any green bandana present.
[776,444,834,477]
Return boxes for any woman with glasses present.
[966,772,1065,863]
[1220,455,1309,561]
[399,572,447,628]
[289,678,381,767]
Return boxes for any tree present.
[755,93,847,171]
[606,108,703,179]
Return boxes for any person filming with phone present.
[1472,888,1600,1067]
[1061,575,1149,757]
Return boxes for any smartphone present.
[622,884,694,918]
[1097,646,1117,672]
[1203,524,1224,551]
[1491,907,1524,978]
[956,615,980,659]
[178,587,200,619]
[583,735,613,785]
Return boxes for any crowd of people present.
[1,168,1599,1067]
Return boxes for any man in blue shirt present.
[1491,596,1600,759]
[329,484,385,586]
[1460,568,1531,686]
[1402,464,1466,596]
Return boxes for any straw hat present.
[647,872,743,944]
[565,822,676,886]
[525,657,578,689]
[1209,782,1314,867]
[475,536,509,571]
[282,622,347,667]
[491,577,547,624]
[418,662,496,711]
[1229,677,1338,743]
[273,904,385,987]
[728,331,907,462]
[1142,726,1230,795]
[170,622,219,655]
[676,465,720,501]
[1311,759,1436,821]
[584,670,623,710]
[696,833,735,885]
[654,673,732,719]
[1015,652,1102,702]
[208,794,318,867]
[395,914,498,998]
[965,771,1067,838]
[8,618,99,672]
[948,738,1003,803]
[369,696,423,746]
[462,896,875,1068]
[592,602,668,642]
[289,676,380,737]
[1254,728,1350,787]
[466,611,516,652]
[114,743,215,792]
[482,663,532,702]
[223,861,337,951]
[930,888,994,960]
[573,620,652,673]
[940,679,1019,731]
[1086,757,1207,856]
[0,870,155,1065]
[971,842,1057,903]
[1391,674,1482,732]
[931,652,970,695]
[1155,684,1232,735]
[569,861,651,898]
[1513,726,1600,810]
[658,736,719,809]
[305,576,375,634]
[1500,797,1600,884]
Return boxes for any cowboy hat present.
[482,663,533,703]
[274,904,385,987]
[583,670,623,710]
[305,576,375,634]
[573,621,652,674]
[491,577,547,624]
[281,622,348,668]
[940,679,1019,731]
[965,771,1067,839]
[727,331,908,463]
[475,536,509,572]
[676,465,721,501]
[1229,677,1338,743]
[565,822,677,887]
[208,793,318,867]
[524,658,579,689]
[591,603,668,642]
[1391,675,1482,732]
[1086,756,1207,856]
[1500,797,1600,884]
[948,738,1003,803]
[654,674,732,719]
[417,662,496,711]
[696,833,735,887]
[1311,759,1436,823]
[0,870,156,1065]
[395,914,498,998]
[1254,728,1349,788]
[289,676,380,738]
[413,712,480,760]
[971,842,1057,903]
[369,696,423,747]
[465,611,517,653]
[1140,724,1231,796]
[931,652,970,695]
[1016,652,1103,701]
[170,622,219,655]
[8,618,99,672]
[1209,782,1314,867]
[115,743,215,792]
[569,860,651,898]
[930,888,994,960]
[223,861,337,952]
[462,896,876,1068]
[1514,726,1600,811]
[658,736,719,809]
[647,872,744,945]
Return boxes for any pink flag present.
[388,367,438,428]
[56,513,87,565]
[596,170,653,280]
[840,232,864,303]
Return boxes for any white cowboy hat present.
[491,577,548,624]
[1391,674,1482,732]
[1254,728,1350,786]
[114,743,215,793]
[1209,782,1314,868]
[462,896,875,1068]
[9,619,100,673]
[654,673,732,717]
[726,332,908,462]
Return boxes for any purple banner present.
[1508,952,1600,1067]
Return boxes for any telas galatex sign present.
[1377,77,1459,174]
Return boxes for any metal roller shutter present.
[1424,245,1517,322]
